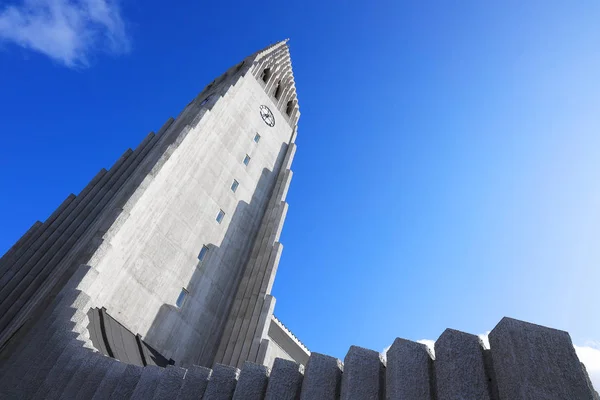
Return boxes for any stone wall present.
[0,265,597,400]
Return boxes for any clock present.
[259,105,275,127]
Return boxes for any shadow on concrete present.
[143,142,288,367]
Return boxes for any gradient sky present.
[1,0,600,380]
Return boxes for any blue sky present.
[1,0,600,382]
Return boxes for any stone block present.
[265,358,303,400]
[386,338,433,400]
[434,328,491,400]
[202,364,239,400]
[177,365,211,400]
[299,353,343,400]
[232,362,269,400]
[152,365,186,400]
[489,317,596,399]
[340,346,384,400]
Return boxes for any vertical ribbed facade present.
[0,40,301,371]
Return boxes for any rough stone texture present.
[90,360,128,400]
[489,317,596,400]
[74,355,117,399]
[435,328,491,400]
[340,346,384,400]
[232,362,269,400]
[177,365,211,400]
[299,353,343,400]
[582,362,600,400]
[130,365,163,400]
[202,364,239,400]
[153,365,187,400]
[109,364,143,399]
[58,352,103,399]
[264,358,304,400]
[32,344,90,400]
[0,303,597,400]
[386,338,433,400]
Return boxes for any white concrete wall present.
[262,317,310,369]
[85,70,295,367]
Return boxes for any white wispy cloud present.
[575,342,600,391]
[382,333,600,391]
[0,0,130,68]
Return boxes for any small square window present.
[198,245,209,262]
[254,133,261,143]
[216,209,225,224]
[176,288,188,308]
[231,179,239,193]
[243,155,251,166]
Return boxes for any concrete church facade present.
[0,41,598,399]
[0,40,307,371]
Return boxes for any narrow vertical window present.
[243,154,251,166]
[286,100,294,116]
[274,81,282,100]
[216,209,225,224]
[231,179,239,193]
[198,245,209,262]
[254,133,261,143]
[176,289,188,308]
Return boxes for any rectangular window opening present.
[254,133,261,143]
[216,209,225,224]
[176,288,188,308]
[243,154,251,166]
[231,179,239,193]
[198,245,209,262]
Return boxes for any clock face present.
[259,105,275,127]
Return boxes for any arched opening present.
[286,100,294,116]
[260,67,272,83]
[274,81,282,100]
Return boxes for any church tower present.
[0,40,308,370]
